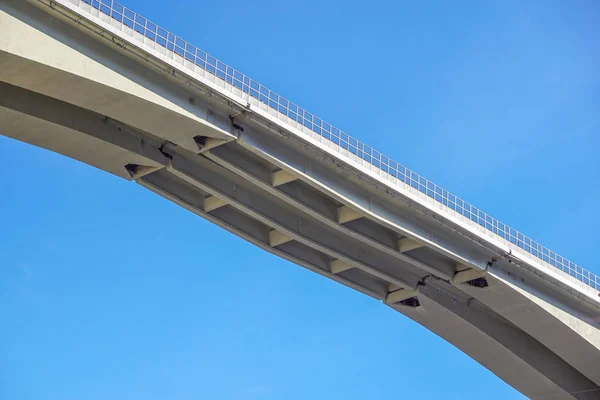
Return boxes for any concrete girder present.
[204,146,454,281]
[160,148,422,290]
[234,125,493,272]
[138,169,389,300]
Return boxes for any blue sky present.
[1,0,599,399]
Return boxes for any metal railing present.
[71,0,598,290]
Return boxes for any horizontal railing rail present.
[67,0,598,290]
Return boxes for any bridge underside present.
[2,1,600,398]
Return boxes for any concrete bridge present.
[2,0,600,398]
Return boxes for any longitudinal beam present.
[204,147,454,281]
[234,127,493,273]
[161,149,423,290]
[137,170,387,300]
